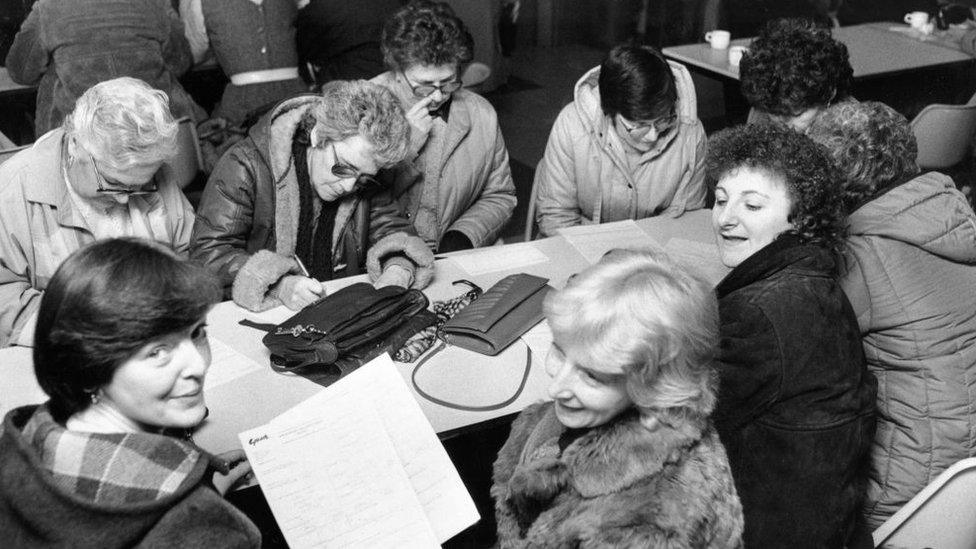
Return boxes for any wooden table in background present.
[664,23,976,123]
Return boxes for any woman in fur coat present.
[492,250,744,548]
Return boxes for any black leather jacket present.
[714,234,876,549]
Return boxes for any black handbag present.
[250,283,437,386]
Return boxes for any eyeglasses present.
[618,113,678,139]
[402,73,462,98]
[330,144,382,194]
[89,153,160,196]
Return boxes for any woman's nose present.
[179,339,210,378]
[716,204,737,227]
[429,88,445,104]
[547,361,575,400]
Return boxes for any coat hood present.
[846,172,976,263]
[246,94,360,258]
[571,61,698,157]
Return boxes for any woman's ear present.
[308,122,325,148]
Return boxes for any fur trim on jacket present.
[492,402,743,548]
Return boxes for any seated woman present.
[190,79,434,312]
[534,44,707,237]
[373,0,516,252]
[0,77,196,347]
[807,101,976,530]
[0,237,260,547]
[740,18,853,131]
[707,124,876,547]
[492,250,744,547]
[5,0,205,136]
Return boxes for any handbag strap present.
[410,341,532,412]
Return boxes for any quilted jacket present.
[533,61,707,237]
[839,171,976,529]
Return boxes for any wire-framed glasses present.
[89,153,160,196]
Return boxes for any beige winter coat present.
[534,62,707,237]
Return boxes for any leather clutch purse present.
[439,273,552,356]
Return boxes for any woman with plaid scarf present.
[0,238,261,548]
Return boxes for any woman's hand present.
[374,264,413,288]
[273,275,324,310]
[213,450,254,495]
[405,95,435,155]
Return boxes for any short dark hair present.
[599,45,677,121]
[706,124,845,248]
[806,100,920,210]
[34,238,221,422]
[381,0,474,72]
[740,18,853,116]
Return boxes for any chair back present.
[911,103,976,170]
[0,145,28,167]
[171,117,204,189]
[873,457,976,548]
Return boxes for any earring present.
[88,392,99,405]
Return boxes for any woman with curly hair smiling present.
[807,101,976,531]
[740,18,853,131]
[708,124,876,548]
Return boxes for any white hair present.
[545,249,720,425]
[64,77,179,172]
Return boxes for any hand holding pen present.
[274,255,324,310]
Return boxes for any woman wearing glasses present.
[534,45,707,237]
[372,1,516,252]
[190,80,435,312]
[0,77,195,347]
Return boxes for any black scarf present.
[292,124,340,281]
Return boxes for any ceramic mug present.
[904,11,930,29]
[705,30,731,49]
[728,45,748,67]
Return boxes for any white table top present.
[663,22,974,81]
[0,210,723,454]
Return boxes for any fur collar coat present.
[492,402,743,548]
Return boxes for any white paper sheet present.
[447,242,549,275]
[241,398,438,549]
[558,220,664,264]
[664,238,730,286]
[203,337,265,392]
[240,355,479,548]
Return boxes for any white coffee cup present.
[904,11,930,29]
[705,30,731,50]
[728,45,748,67]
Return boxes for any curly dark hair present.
[806,100,919,211]
[381,0,474,72]
[740,18,853,117]
[706,124,845,248]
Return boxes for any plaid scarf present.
[22,406,203,504]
